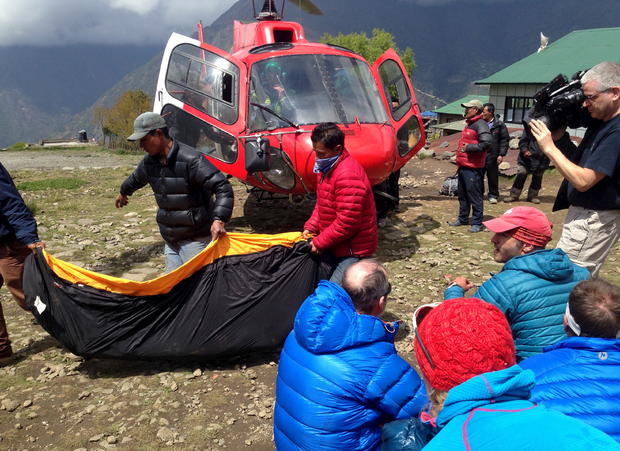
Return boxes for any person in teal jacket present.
[381,298,619,450]
[274,260,426,450]
[445,206,589,360]
[520,279,620,442]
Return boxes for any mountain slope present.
[4,0,620,146]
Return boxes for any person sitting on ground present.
[274,260,426,451]
[303,122,377,284]
[504,125,576,204]
[381,298,620,450]
[520,279,620,442]
[445,206,589,360]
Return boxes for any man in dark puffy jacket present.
[303,122,377,284]
[274,259,426,451]
[520,279,620,443]
[115,112,234,272]
[0,162,46,359]
[448,99,492,233]
[481,103,509,203]
[445,206,589,360]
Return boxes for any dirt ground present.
[0,148,619,450]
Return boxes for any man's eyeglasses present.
[583,88,611,103]
[412,302,440,369]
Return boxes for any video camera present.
[523,71,589,132]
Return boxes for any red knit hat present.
[413,298,516,391]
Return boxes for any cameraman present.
[530,61,620,278]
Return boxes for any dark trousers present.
[482,157,499,199]
[0,236,31,354]
[511,164,544,198]
[457,167,484,226]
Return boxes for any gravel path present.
[0,149,142,171]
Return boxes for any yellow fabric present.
[43,232,305,296]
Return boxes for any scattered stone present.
[89,434,104,442]
[106,436,118,444]
[1,399,19,412]
[156,427,175,443]
[192,369,202,377]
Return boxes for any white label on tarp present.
[34,296,47,314]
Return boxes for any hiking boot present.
[528,197,541,204]
[469,225,484,233]
[504,195,518,203]
[489,197,498,204]
[0,346,13,359]
[448,219,468,226]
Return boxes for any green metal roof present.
[433,95,489,115]
[477,27,620,84]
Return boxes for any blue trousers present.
[164,239,210,273]
[457,166,484,226]
[329,257,360,285]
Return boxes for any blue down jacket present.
[274,281,426,450]
[520,337,620,443]
[423,366,619,450]
[445,249,589,360]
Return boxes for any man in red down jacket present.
[448,99,492,233]
[303,122,377,284]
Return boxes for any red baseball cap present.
[483,207,553,245]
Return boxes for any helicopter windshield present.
[249,54,389,131]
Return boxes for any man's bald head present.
[342,259,391,315]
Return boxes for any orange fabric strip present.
[42,232,305,296]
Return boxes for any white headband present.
[565,302,581,336]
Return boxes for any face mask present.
[313,154,341,174]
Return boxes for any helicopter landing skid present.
[247,187,308,205]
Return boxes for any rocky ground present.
[1,148,619,450]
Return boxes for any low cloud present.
[0,0,237,46]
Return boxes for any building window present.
[504,96,534,124]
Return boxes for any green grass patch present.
[17,177,89,191]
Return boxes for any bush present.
[8,142,29,151]
[17,178,88,191]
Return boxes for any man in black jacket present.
[115,112,234,272]
[481,103,509,204]
[0,162,45,358]
[505,126,576,204]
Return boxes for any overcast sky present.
[0,0,238,46]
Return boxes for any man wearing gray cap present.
[115,112,234,272]
[448,99,492,233]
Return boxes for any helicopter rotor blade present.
[286,0,323,15]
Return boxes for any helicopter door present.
[371,49,425,162]
[154,33,248,177]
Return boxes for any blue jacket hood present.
[502,248,576,282]
[294,280,398,353]
[437,366,535,428]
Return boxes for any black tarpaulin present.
[23,232,326,360]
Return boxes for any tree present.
[320,28,415,76]
[93,90,152,140]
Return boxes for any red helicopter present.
[153,0,425,202]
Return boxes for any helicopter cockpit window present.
[166,44,239,125]
[161,104,238,164]
[248,54,388,131]
[378,59,412,122]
